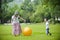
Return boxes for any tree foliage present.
[0,0,60,23]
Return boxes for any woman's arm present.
[20,17,26,23]
[18,15,26,22]
[11,16,13,23]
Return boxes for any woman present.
[11,11,25,36]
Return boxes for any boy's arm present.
[48,20,50,23]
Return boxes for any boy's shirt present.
[46,21,49,29]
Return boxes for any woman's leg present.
[16,23,22,35]
[12,23,17,36]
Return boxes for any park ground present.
[0,23,60,40]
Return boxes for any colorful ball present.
[23,27,32,36]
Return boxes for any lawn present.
[0,23,60,40]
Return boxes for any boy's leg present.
[46,28,50,35]
[49,33,51,35]
[48,28,52,36]
[46,29,48,35]
[49,30,51,35]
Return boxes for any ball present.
[23,27,32,36]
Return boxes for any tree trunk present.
[52,17,55,24]
[0,0,2,24]
[0,0,4,24]
[53,17,55,24]
[57,17,58,21]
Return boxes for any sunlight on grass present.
[0,23,60,40]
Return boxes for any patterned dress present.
[11,15,22,35]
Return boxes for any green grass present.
[0,23,60,40]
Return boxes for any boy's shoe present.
[49,33,52,36]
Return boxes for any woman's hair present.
[14,10,19,15]
[14,10,22,17]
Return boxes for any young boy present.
[11,10,25,36]
[44,18,51,35]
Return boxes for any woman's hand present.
[24,20,26,23]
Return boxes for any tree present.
[0,0,13,24]
[0,0,60,23]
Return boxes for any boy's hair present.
[46,18,48,21]
[44,18,48,21]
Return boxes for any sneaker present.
[49,33,51,36]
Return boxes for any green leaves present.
[1,0,60,23]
